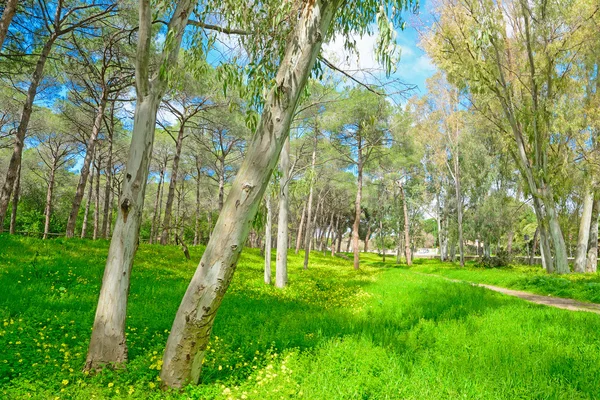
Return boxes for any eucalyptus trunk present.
[399,180,412,266]
[586,196,599,273]
[276,137,290,288]
[160,0,337,386]
[574,188,594,273]
[264,194,272,285]
[85,0,194,370]
[352,140,363,270]
[302,133,318,269]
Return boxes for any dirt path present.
[419,273,600,315]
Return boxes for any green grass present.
[407,258,600,304]
[1,236,600,399]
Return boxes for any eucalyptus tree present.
[0,0,116,232]
[85,0,198,371]
[425,0,598,273]
[275,136,290,287]
[160,0,415,387]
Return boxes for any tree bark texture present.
[160,0,337,387]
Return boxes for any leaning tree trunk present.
[586,196,599,273]
[352,143,363,270]
[276,137,290,288]
[264,193,272,285]
[574,188,594,272]
[9,164,20,234]
[43,159,57,240]
[399,180,412,266]
[0,34,55,230]
[66,94,107,237]
[295,201,307,254]
[160,125,185,245]
[0,0,18,50]
[83,0,197,365]
[160,0,337,387]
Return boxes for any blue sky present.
[319,1,437,104]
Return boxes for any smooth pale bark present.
[81,167,94,238]
[295,201,307,254]
[574,189,594,272]
[453,155,464,267]
[0,0,17,49]
[9,164,20,234]
[149,167,165,244]
[93,157,101,240]
[276,137,290,288]
[43,158,58,239]
[160,125,185,244]
[352,141,363,269]
[586,197,599,273]
[399,180,412,266]
[264,194,272,285]
[160,0,337,387]
[0,35,55,230]
[302,133,318,269]
[85,0,194,370]
[66,95,107,237]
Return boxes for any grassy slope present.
[407,258,600,304]
[0,236,599,399]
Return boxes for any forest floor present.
[2,235,600,399]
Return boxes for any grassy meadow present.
[2,235,600,399]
